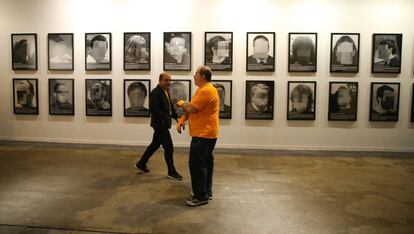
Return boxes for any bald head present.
[159,72,172,90]
[159,72,171,81]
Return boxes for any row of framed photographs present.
[12,78,413,122]
[12,32,404,73]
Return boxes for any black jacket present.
[149,85,178,129]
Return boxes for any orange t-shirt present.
[185,83,219,139]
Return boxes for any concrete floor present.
[0,141,413,234]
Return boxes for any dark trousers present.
[138,127,176,173]
[189,137,217,201]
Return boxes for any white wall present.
[1,0,414,151]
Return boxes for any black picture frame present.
[48,79,75,115]
[246,32,275,72]
[411,84,414,122]
[288,33,317,72]
[13,78,39,115]
[328,82,358,121]
[245,80,274,120]
[370,82,400,122]
[330,33,360,73]
[124,79,151,117]
[287,81,317,120]
[11,33,38,70]
[163,32,191,71]
[85,79,112,116]
[371,33,403,74]
[212,80,232,119]
[204,32,233,71]
[124,32,151,71]
[48,33,74,71]
[170,79,192,118]
[85,33,112,71]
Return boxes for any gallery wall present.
[1,0,414,151]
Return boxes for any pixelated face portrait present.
[128,82,147,108]
[54,83,70,104]
[124,33,150,65]
[289,33,317,72]
[251,84,269,111]
[245,81,274,119]
[12,34,37,70]
[49,79,74,115]
[86,33,111,70]
[86,79,112,116]
[247,33,275,71]
[372,34,402,73]
[205,32,233,71]
[124,80,150,117]
[212,81,232,119]
[48,34,73,70]
[166,36,186,62]
[329,82,358,121]
[164,32,191,70]
[332,34,359,65]
[370,83,400,121]
[288,82,316,120]
[170,80,189,104]
[13,79,38,115]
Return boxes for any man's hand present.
[176,121,185,134]
[176,100,185,108]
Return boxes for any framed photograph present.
[372,33,402,73]
[170,79,191,117]
[370,82,400,121]
[328,82,358,121]
[124,32,150,70]
[330,33,360,73]
[287,81,316,120]
[85,33,111,70]
[11,34,37,70]
[163,32,191,71]
[13,78,39,115]
[124,79,151,117]
[205,32,233,71]
[85,79,112,116]
[212,80,232,119]
[49,79,74,115]
[288,33,317,72]
[411,84,414,122]
[246,32,275,72]
[48,33,74,70]
[245,80,274,120]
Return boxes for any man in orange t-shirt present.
[176,66,219,207]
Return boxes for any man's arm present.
[177,100,198,113]
[150,91,169,121]
[176,112,189,133]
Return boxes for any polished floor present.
[0,141,413,234]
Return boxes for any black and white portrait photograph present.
[370,82,400,122]
[13,78,39,115]
[85,79,112,116]
[205,32,233,71]
[11,34,37,70]
[164,32,191,71]
[247,32,275,72]
[170,79,191,117]
[288,33,317,72]
[48,33,74,70]
[328,82,358,121]
[124,79,150,117]
[245,80,274,120]
[287,81,316,120]
[330,33,360,73]
[212,80,232,119]
[372,34,402,73]
[124,32,150,70]
[85,33,111,70]
[48,79,74,115]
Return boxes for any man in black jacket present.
[135,72,183,180]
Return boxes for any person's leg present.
[206,138,217,198]
[137,127,161,167]
[159,128,181,178]
[189,137,209,201]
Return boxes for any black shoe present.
[190,192,212,200]
[134,163,149,173]
[186,198,208,207]
[167,171,183,181]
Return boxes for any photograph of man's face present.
[251,84,269,112]
[370,83,400,121]
[287,82,316,120]
[128,82,147,109]
[16,80,35,108]
[166,36,187,63]
[246,81,274,119]
[253,37,270,60]
[86,33,111,70]
[170,81,188,104]
[89,36,108,63]
[54,83,70,104]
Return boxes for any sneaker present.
[186,198,208,207]
[134,163,150,173]
[190,192,212,200]
[167,171,183,181]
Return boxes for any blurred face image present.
[336,41,354,65]
[253,38,269,59]
[291,92,309,113]
[129,88,145,107]
[54,84,69,104]
[90,40,108,63]
[336,87,351,109]
[170,83,187,104]
[251,86,269,111]
[91,83,106,102]
[126,35,148,62]
[16,81,34,107]
[380,90,395,110]
[166,37,186,63]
